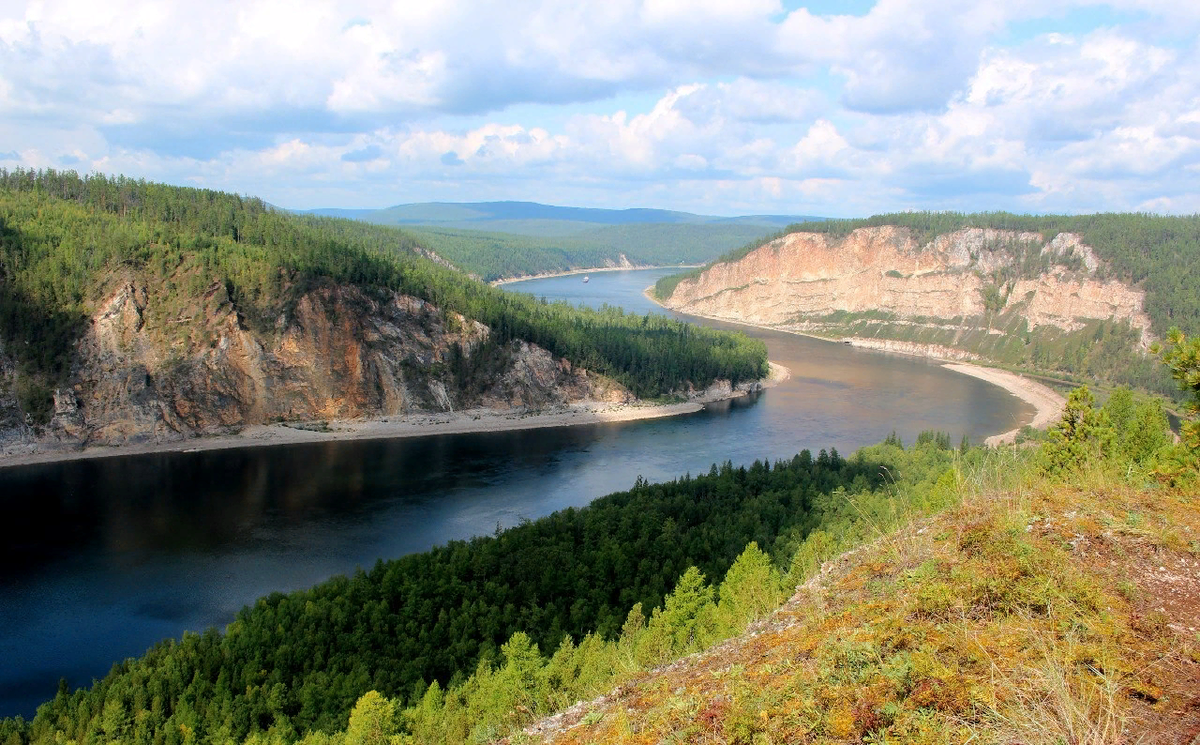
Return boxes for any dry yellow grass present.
[525,464,1200,745]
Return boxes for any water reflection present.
[0,268,1033,717]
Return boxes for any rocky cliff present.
[660,226,1153,364]
[0,275,628,455]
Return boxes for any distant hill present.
[403,222,782,281]
[304,201,821,237]
[298,201,824,280]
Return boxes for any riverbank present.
[492,265,700,287]
[646,290,1066,445]
[943,363,1066,446]
[0,363,789,469]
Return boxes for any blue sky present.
[1,0,1197,216]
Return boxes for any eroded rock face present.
[2,277,627,451]
[662,227,1152,349]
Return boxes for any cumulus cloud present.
[1,0,1198,215]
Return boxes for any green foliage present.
[1154,328,1200,450]
[0,169,767,406]
[1102,387,1171,463]
[1038,382,1178,479]
[345,692,396,745]
[643,566,715,660]
[712,542,785,636]
[407,223,769,282]
[916,430,953,450]
[1041,387,1114,474]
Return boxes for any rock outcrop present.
[661,226,1153,357]
[0,276,628,454]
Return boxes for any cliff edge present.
[660,226,1153,370]
[0,275,628,456]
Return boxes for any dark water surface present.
[0,269,1032,717]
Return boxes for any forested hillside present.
[0,170,766,428]
[2,439,955,745]
[303,200,815,281]
[404,223,771,281]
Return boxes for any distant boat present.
[582,275,590,283]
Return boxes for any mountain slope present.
[0,170,767,453]
[403,223,775,281]
[299,202,824,281]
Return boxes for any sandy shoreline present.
[646,291,1066,447]
[0,362,790,470]
[942,363,1066,446]
[491,264,700,286]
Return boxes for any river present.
[0,268,1032,717]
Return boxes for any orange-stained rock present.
[2,276,628,451]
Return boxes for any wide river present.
[0,269,1032,717]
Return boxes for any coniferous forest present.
[0,169,767,417]
[1,440,961,745]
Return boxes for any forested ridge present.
[403,222,771,282]
[0,169,766,420]
[1,441,953,744]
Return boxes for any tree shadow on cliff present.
[0,217,89,423]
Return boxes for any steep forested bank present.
[0,170,766,438]
[655,212,1200,396]
[5,441,941,744]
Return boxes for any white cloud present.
[1,0,1198,215]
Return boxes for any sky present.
[1,0,1198,217]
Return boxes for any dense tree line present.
[406,222,770,282]
[6,365,1190,745]
[0,169,766,420]
[0,442,965,745]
